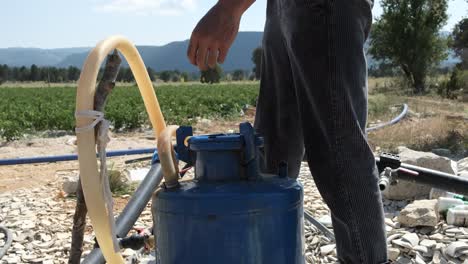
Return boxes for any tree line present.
[0,64,197,84]
[0,65,81,83]
[0,64,259,85]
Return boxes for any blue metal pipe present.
[0,148,156,166]
[83,163,163,264]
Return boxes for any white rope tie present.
[75,110,119,252]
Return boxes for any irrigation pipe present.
[366,104,408,132]
[75,36,177,263]
[0,148,156,166]
[304,210,335,241]
[0,226,13,260]
[83,163,164,263]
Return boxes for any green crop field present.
[1,82,465,155]
[0,83,259,140]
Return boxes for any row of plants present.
[0,84,259,141]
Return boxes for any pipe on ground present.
[366,104,408,132]
[0,226,13,260]
[83,163,163,263]
[0,148,156,166]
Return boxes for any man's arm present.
[187,0,255,71]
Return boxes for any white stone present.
[5,255,20,263]
[12,243,25,250]
[445,228,463,234]
[20,220,35,229]
[66,137,77,146]
[62,175,79,194]
[39,219,51,227]
[420,239,437,248]
[430,233,445,241]
[433,250,442,264]
[392,239,413,250]
[401,233,419,247]
[318,215,332,228]
[125,167,150,182]
[40,233,52,242]
[414,253,426,264]
[32,239,55,249]
[388,247,400,261]
[458,157,468,177]
[387,233,404,244]
[20,254,39,262]
[56,232,69,240]
[310,236,320,246]
[435,243,445,250]
[445,242,468,258]
[320,244,336,256]
[413,245,429,254]
[385,217,400,228]
[398,199,439,227]
[384,147,456,200]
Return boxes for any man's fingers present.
[196,44,209,71]
[207,48,218,69]
[218,47,228,64]
[187,38,198,66]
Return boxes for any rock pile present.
[385,223,468,263]
[0,187,78,263]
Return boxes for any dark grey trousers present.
[254,0,388,263]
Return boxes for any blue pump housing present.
[152,123,304,264]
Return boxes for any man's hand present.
[188,0,254,71]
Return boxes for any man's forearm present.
[218,0,255,16]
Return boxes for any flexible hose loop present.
[76,36,171,263]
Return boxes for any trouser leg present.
[256,0,388,263]
[283,0,387,263]
[254,0,304,179]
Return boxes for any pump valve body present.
[152,123,305,264]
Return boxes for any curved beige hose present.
[75,36,171,263]
[157,125,180,188]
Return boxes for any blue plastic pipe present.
[0,148,156,166]
[366,104,408,132]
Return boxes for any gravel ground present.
[0,162,467,263]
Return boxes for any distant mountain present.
[56,32,264,72]
[0,31,460,72]
[0,47,90,67]
[0,32,263,72]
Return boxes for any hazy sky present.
[2,0,467,48]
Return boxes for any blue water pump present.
[152,122,304,264]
